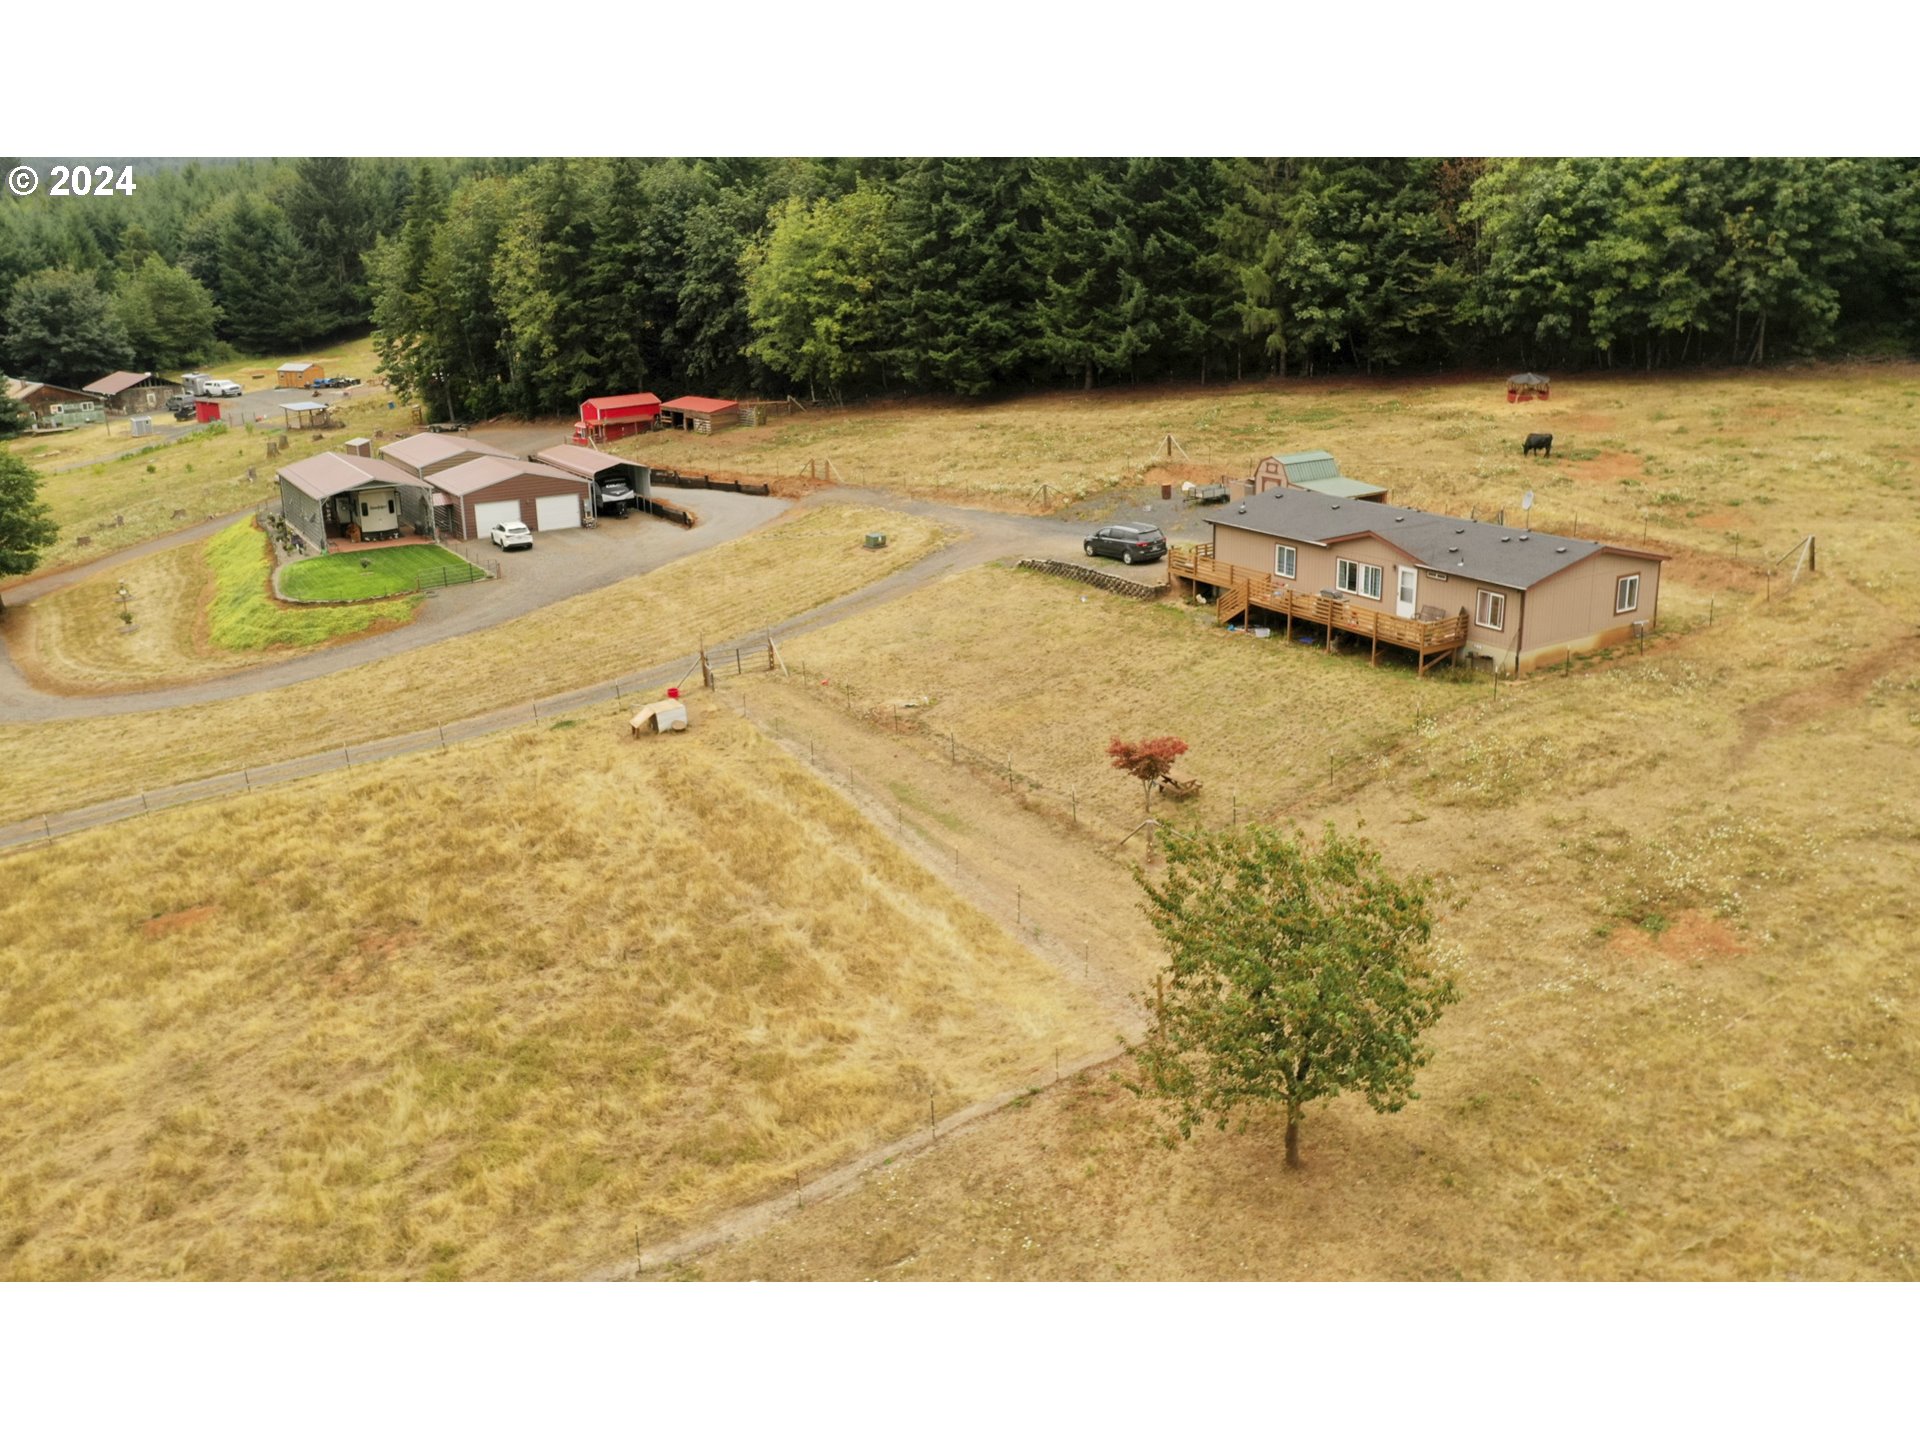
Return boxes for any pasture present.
[0,708,1111,1279]
[676,561,1920,1279]
[0,504,950,822]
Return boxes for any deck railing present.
[1170,545,1470,665]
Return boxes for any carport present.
[533,446,650,515]
[432,457,591,540]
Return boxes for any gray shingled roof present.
[1213,488,1658,591]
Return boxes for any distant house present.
[278,361,325,388]
[1171,487,1665,675]
[277,452,434,553]
[84,371,181,415]
[7,379,101,427]
[1249,450,1389,503]
[658,395,740,434]
[426,457,591,541]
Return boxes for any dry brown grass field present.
[0,707,1111,1279]
[665,561,1918,1278]
[8,364,1918,1283]
[0,505,949,823]
[613,365,1920,540]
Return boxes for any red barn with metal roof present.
[574,392,661,444]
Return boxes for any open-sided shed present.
[659,395,740,434]
[533,446,650,515]
[1507,372,1551,402]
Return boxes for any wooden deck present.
[1169,544,1470,675]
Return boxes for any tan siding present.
[1518,552,1663,667]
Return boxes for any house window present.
[1274,545,1297,579]
[1476,589,1506,630]
[1616,574,1640,613]
[1337,558,1383,600]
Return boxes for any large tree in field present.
[744,185,899,401]
[3,268,131,386]
[1128,823,1457,1169]
[0,451,58,610]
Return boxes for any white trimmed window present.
[1616,574,1640,613]
[1274,544,1297,579]
[1337,558,1383,600]
[1476,589,1506,630]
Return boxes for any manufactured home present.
[1171,488,1665,675]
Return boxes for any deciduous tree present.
[1127,823,1457,1168]
[1108,735,1189,811]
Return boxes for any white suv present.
[490,522,533,551]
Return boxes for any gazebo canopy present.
[1508,372,1550,386]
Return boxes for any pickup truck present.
[202,379,243,397]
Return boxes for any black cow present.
[1523,432,1553,457]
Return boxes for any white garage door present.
[534,493,581,530]
[473,499,521,535]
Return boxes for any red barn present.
[574,392,661,445]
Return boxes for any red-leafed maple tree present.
[1108,735,1189,811]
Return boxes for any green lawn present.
[205,521,418,650]
[279,545,487,602]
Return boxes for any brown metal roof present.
[378,433,519,470]
[431,457,590,498]
[532,446,629,479]
[277,452,432,502]
[85,370,172,396]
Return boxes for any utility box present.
[864,532,887,549]
[130,416,152,437]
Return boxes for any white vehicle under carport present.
[490,521,533,551]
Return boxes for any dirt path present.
[591,678,1161,1278]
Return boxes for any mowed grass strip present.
[9,521,417,694]
[278,546,486,602]
[0,710,1112,1279]
[204,521,417,649]
[0,505,950,822]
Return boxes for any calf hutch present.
[1171,488,1665,675]
[427,457,590,541]
[277,453,434,553]
[573,392,660,444]
[278,361,325,388]
[84,371,181,415]
[658,395,740,434]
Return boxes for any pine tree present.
[2,268,132,385]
